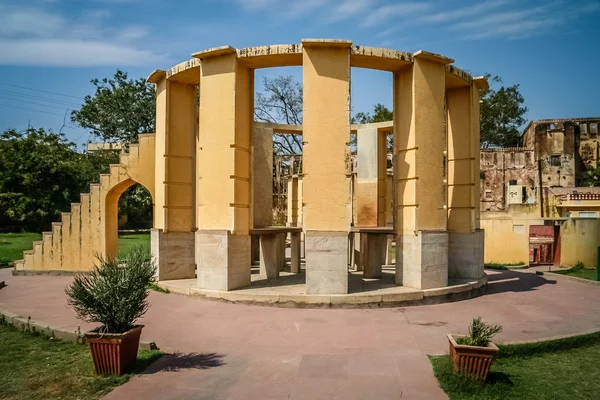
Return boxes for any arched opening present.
[105,179,153,260]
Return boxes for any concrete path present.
[1,268,599,400]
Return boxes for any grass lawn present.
[0,232,150,267]
[430,331,600,399]
[484,262,526,270]
[551,267,598,281]
[0,321,162,400]
[0,233,42,267]
[117,233,151,258]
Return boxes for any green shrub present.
[573,261,585,271]
[456,317,502,347]
[65,246,156,334]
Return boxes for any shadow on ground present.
[485,270,556,294]
[142,352,226,374]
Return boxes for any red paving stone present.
[1,268,600,399]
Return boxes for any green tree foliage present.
[71,70,155,144]
[0,128,109,232]
[118,184,153,229]
[352,103,393,125]
[71,70,155,226]
[480,75,528,148]
[582,166,600,187]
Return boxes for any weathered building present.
[480,117,600,267]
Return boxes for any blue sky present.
[0,0,599,149]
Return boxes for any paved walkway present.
[1,268,599,400]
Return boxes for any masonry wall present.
[481,205,542,265]
[560,218,600,268]
[480,148,537,212]
[15,135,156,272]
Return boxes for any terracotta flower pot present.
[447,333,499,381]
[85,325,143,375]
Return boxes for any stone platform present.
[158,267,487,308]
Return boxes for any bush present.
[573,261,585,271]
[456,317,502,347]
[65,246,156,334]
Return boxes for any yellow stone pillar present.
[287,176,300,227]
[194,47,253,291]
[148,70,196,281]
[302,39,352,294]
[394,51,451,289]
[253,125,273,228]
[446,79,486,280]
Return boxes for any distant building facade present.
[480,117,600,267]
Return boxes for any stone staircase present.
[13,134,155,273]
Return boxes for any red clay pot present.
[447,333,499,381]
[85,325,143,375]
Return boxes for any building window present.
[579,211,597,218]
[550,155,561,167]
[581,123,588,134]
[513,225,524,233]
[591,123,598,134]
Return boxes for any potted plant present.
[447,317,502,381]
[66,246,156,375]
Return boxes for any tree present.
[0,128,95,232]
[480,75,528,148]
[255,76,303,154]
[71,70,155,144]
[352,103,393,125]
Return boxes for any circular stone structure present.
[14,39,489,308]
[145,39,489,307]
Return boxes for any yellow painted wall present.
[447,86,473,232]
[560,218,600,268]
[302,42,352,231]
[395,53,448,234]
[196,52,252,234]
[17,135,156,272]
[481,215,543,264]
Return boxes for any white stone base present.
[448,229,485,280]
[305,231,349,295]
[151,229,196,281]
[396,231,448,290]
[195,230,251,291]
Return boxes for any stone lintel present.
[413,50,454,65]
[302,38,353,48]
[147,69,166,83]
[192,46,236,60]
[473,76,490,90]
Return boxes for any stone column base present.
[196,230,251,291]
[448,229,485,279]
[259,233,285,279]
[151,229,196,281]
[360,234,386,279]
[305,231,349,295]
[396,231,448,290]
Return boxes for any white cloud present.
[362,2,431,27]
[284,0,329,18]
[377,27,397,37]
[0,8,65,36]
[0,4,163,66]
[328,0,374,22]
[118,26,149,41]
[452,1,600,40]
[0,39,167,66]
[421,0,512,23]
